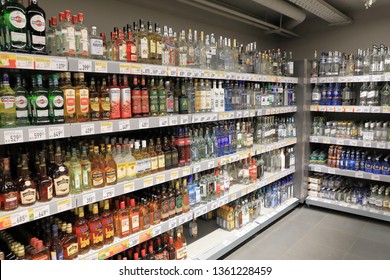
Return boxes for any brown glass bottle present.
[91,146,105,188]
[89,204,104,250]
[37,153,53,202]
[89,77,100,121]
[141,75,149,116]
[62,223,78,260]
[18,154,37,206]
[131,76,142,117]
[1,158,18,211]
[139,198,150,231]
[155,137,165,172]
[74,207,90,255]
[129,198,140,234]
[160,186,169,222]
[167,236,176,260]
[100,78,111,120]
[104,144,117,186]
[101,200,114,245]
[169,136,179,168]
[116,201,130,238]
[150,194,161,225]
[51,146,70,198]
[168,184,176,219]
[162,136,172,170]
[148,139,158,174]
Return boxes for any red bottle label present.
[141,89,149,115]
[120,87,131,118]
[131,89,141,114]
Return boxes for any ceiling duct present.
[288,0,352,25]
[251,0,306,29]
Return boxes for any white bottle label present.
[11,31,26,43]
[80,29,88,52]
[90,38,103,55]
[140,37,148,59]
[30,15,45,32]
[32,35,46,45]
[367,90,375,99]
[10,11,26,29]
[20,187,36,205]
[200,90,207,110]
[36,95,48,108]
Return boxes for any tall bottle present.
[75,13,88,57]
[75,73,89,122]
[74,207,90,255]
[89,26,103,59]
[37,152,53,202]
[137,19,149,63]
[109,74,121,119]
[31,74,50,125]
[13,74,29,126]
[1,157,18,211]
[0,74,16,128]
[61,10,76,56]
[18,154,37,206]
[91,146,105,188]
[104,144,117,186]
[69,148,82,194]
[3,0,28,52]
[80,146,92,191]
[141,75,150,116]
[101,200,114,245]
[100,78,110,120]
[26,0,46,54]
[120,75,131,118]
[125,25,137,62]
[50,145,70,197]
[48,74,64,124]
[62,223,78,260]
[61,72,76,122]
[131,76,142,117]
[88,204,104,250]
[89,77,100,121]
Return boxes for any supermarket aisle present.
[223,205,390,260]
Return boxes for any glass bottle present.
[69,148,82,194]
[74,207,90,255]
[139,198,150,230]
[60,72,76,122]
[100,78,110,120]
[89,26,103,59]
[13,74,29,126]
[101,200,114,245]
[88,204,104,250]
[37,152,53,202]
[1,157,18,211]
[137,19,149,63]
[62,223,78,260]
[91,146,105,188]
[125,24,137,62]
[75,73,89,122]
[61,10,76,56]
[104,144,117,186]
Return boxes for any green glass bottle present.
[14,74,30,126]
[69,148,82,194]
[3,0,28,52]
[31,74,50,125]
[48,74,65,124]
[0,73,16,128]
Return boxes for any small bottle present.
[18,154,37,206]
[62,223,78,260]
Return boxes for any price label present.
[362,106,370,113]
[243,110,250,118]
[178,214,187,225]
[16,55,34,69]
[200,115,205,122]
[159,117,168,126]
[236,111,242,118]
[155,174,166,184]
[355,172,364,178]
[371,107,381,113]
[323,137,331,144]
[183,167,190,176]
[218,200,225,207]
[311,136,319,143]
[314,166,322,172]
[192,115,200,123]
[4,130,23,144]
[143,178,153,188]
[336,139,344,145]
[221,157,227,165]
[118,120,130,131]
[204,114,212,122]
[48,126,65,139]
[377,142,386,149]
[139,119,149,129]
[230,193,237,201]
[169,116,178,126]
[350,140,357,146]
[241,188,247,195]
[130,64,142,75]
[34,205,50,220]
[0,53,10,68]
[208,161,215,169]
[83,193,96,206]
[51,57,67,71]
[57,198,72,212]
[78,59,92,72]
[120,63,131,74]
[129,237,139,247]
[354,107,363,113]
[103,188,115,199]
[100,122,113,133]
[328,169,336,175]
[201,206,208,215]
[335,107,344,112]
[94,61,107,73]
[372,75,382,82]
[363,141,372,148]
[383,107,390,114]
[167,67,177,76]
[193,164,201,173]
[211,201,218,210]
[81,123,95,135]
[371,174,380,181]
[124,182,135,193]
[271,108,276,114]
[222,240,232,247]
[180,115,189,124]
[170,171,178,180]
[142,66,151,75]
[178,68,185,77]
[152,226,162,236]
[29,127,46,141]
[11,210,29,226]
[35,57,51,70]
[169,219,177,229]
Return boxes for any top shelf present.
[308,74,390,84]
[0,52,298,84]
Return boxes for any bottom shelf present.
[186,198,299,260]
[306,196,390,222]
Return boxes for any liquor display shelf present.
[186,197,299,260]
[306,196,390,222]
[0,106,297,145]
[309,164,390,183]
[0,52,299,84]
[79,167,296,260]
[0,138,297,231]
[309,105,390,114]
[309,74,390,84]
[310,136,390,150]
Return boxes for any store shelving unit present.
[310,136,390,150]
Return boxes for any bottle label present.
[116,162,126,180]
[131,89,142,114]
[312,91,321,101]
[205,90,211,110]
[119,44,127,61]
[131,214,140,231]
[158,89,166,112]
[161,200,169,219]
[126,161,137,179]
[105,169,117,184]
[176,247,186,260]
[158,154,165,169]
[53,95,64,108]
[103,220,114,240]
[149,89,159,114]
[179,97,188,112]
[66,26,76,52]
[120,217,130,235]
[153,208,161,222]
[80,29,89,52]
[150,40,156,54]
[367,90,375,99]
[101,96,111,118]
[90,38,103,55]
[91,171,104,187]
[108,88,120,118]
[78,234,90,250]
[182,193,190,208]
[195,90,201,111]
[166,94,174,113]
[20,186,36,205]
[120,88,131,118]
[10,11,26,29]
[141,89,149,114]
[151,156,158,171]
[72,173,81,190]
[200,90,206,110]
[141,212,150,228]
[53,175,70,196]
[140,37,148,59]
[136,159,144,175]
[82,169,90,187]
[78,89,89,113]
[129,45,137,62]
[1,96,16,110]
[176,195,183,210]
[66,243,78,257]
[32,35,45,45]
[10,31,27,43]
[3,192,18,210]
[90,96,100,118]
[15,95,28,109]
[156,41,162,57]
[64,89,76,114]
[30,15,45,32]
[168,197,176,214]
[90,227,103,245]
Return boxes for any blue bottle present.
[320,84,327,105]
[326,83,333,105]
[382,156,389,175]
[187,175,196,209]
[365,156,373,173]
[373,155,382,175]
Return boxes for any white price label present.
[314,166,322,172]
[377,142,386,149]
[236,111,242,118]
[243,111,249,118]
[124,182,135,193]
[11,211,29,226]
[355,107,363,113]
[371,174,380,181]
[103,188,115,199]
[200,115,205,122]
[170,171,178,180]
[363,141,372,148]
[168,67,177,76]
[118,120,130,131]
[83,193,96,206]
[180,115,189,124]
[152,226,162,236]
[335,107,343,112]
[143,178,154,188]
[155,174,166,184]
[230,193,237,201]
[311,136,319,143]
[193,164,201,173]
[208,161,215,169]
[51,58,67,71]
[16,55,34,69]
[350,140,357,146]
[78,59,92,72]
[94,61,107,73]
[35,57,51,70]
[142,66,151,75]
[192,115,200,123]
[201,206,208,215]
[372,107,381,113]
[169,116,178,126]
[129,237,139,247]
[57,199,72,212]
[28,127,46,141]
[328,169,336,175]
[81,123,95,135]
[4,130,23,144]
[139,119,149,129]
[48,126,65,139]
[211,201,218,210]
[130,65,142,75]
[183,167,190,176]
[169,219,177,229]
[34,205,50,220]
[362,107,370,113]
[100,122,113,133]
[221,157,227,165]
[178,69,185,77]
[204,114,212,122]
[336,139,344,145]
[159,117,168,126]
[218,200,225,207]
[120,63,131,74]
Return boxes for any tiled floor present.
[223,204,390,260]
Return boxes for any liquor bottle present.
[133,141,144,178]
[104,144,117,186]
[26,0,46,53]
[129,198,140,233]
[148,77,159,116]
[61,72,76,122]
[186,29,195,67]
[75,13,88,57]
[37,152,53,202]
[100,200,114,245]
[1,157,18,211]
[181,178,190,213]
[13,74,29,126]
[160,186,169,222]
[139,198,150,230]
[88,204,104,250]
[166,80,174,114]
[141,140,151,176]
[50,145,70,197]
[69,148,82,194]
[114,27,126,61]
[175,180,183,216]
[30,74,49,125]
[157,78,167,115]
[120,75,131,118]
[137,19,148,63]
[74,207,90,255]
[150,194,161,225]
[62,223,78,260]
[79,146,91,192]
[91,146,105,188]
[154,23,162,65]
[100,78,110,120]
[148,138,158,174]
[3,0,28,52]
[162,136,172,170]
[125,143,136,180]
[168,184,176,219]
[125,25,137,62]
[167,236,176,260]
[108,74,120,119]
[89,26,103,59]
[131,76,142,117]
[141,75,150,116]
[75,73,89,122]
[18,154,37,206]
[114,201,129,238]
[174,230,185,260]
[147,21,156,64]
[88,77,100,121]
[154,137,165,172]
[169,136,179,168]
[0,73,16,128]
[50,225,64,260]
[47,74,65,124]
[106,31,115,60]
[61,10,76,56]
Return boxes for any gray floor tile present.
[288,206,327,226]
[348,237,390,260]
[319,211,369,235]
[283,239,346,260]
[357,221,390,245]
[343,253,368,260]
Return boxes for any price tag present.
[11,210,29,226]
[323,137,331,144]
[222,240,232,247]
[336,139,344,145]
[335,107,344,113]
[211,201,218,210]
[363,141,372,148]
[230,193,237,201]
[355,172,364,178]
[218,200,225,207]
[170,171,178,180]
[350,140,357,146]
[103,188,115,199]
[200,115,205,122]
[204,114,212,122]
[81,123,95,135]
[120,63,131,74]
[159,117,168,126]
[192,115,200,123]
[183,167,190,176]
[29,128,46,141]
[354,107,362,113]
[51,57,68,71]
[100,122,113,133]
[169,219,177,229]
[155,174,166,184]
[152,226,162,236]
[328,169,336,175]
[48,126,65,139]
[143,178,154,188]
[241,188,247,196]
[78,59,92,72]
[314,166,322,172]
[362,107,370,113]
[208,161,215,169]
[118,120,130,131]
[57,198,72,212]
[139,119,149,129]
[371,174,380,181]
[180,115,189,124]
[34,205,50,220]
[169,116,178,126]
[130,64,142,75]
[178,68,185,77]
[83,193,96,206]
[236,111,242,118]
[35,57,51,70]
[372,75,382,82]
[220,157,227,165]
[16,55,34,69]
[185,69,192,77]
[383,107,390,114]
[167,67,177,76]
[129,237,139,247]
[377,142,386,149]
[243,110,250,118]
[4,130,23,144]
[371,107,381,113]
[311,136,319,143]
[201,206,208,215]
[0,53,10,68]
[178,214,187,225]
[142,66,151,75]
[124,182,135,193]
[94,61,107,73]
[193,164,201,173]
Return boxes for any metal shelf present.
[309,105,389,113]
[79,167,296,260]
[309,74,390,84]
[308,164,390,183]
[306,196,390,222]
[310,136,390,150]
[186,198,299,260]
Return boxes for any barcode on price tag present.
[180,115,189,124]
[152,226,162,236]
[118,120,130,131]
[159,117,168,126]
[78,60,92,72]
[48,126,65,139]
[129,237,139,247]
[4,130,23,144]
[139,119,149,129]
[169,116,178,126]
[103,188,115,199]
[100,122,113,133]
[169,219,177,229]
[83,193,96,206]
[29,127,46,141]
[34,205,50,220]
[11,211,29,226]
[81,123,95,135]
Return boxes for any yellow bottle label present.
[116,163,127,180]
[105,169,117,184]
[78,89,90,113]
[158,155,165,169]
[67,243,78,257]
[126,161,137,178]
[151,156,158,171]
